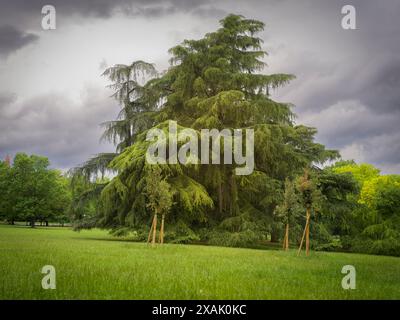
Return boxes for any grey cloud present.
[356,56,400,115]
[299,100,400,147]
[0,25,38,58]
[0,87,117,169]
[0,0,214,22]
[298,100,400,173]
[0,92,17,105]
[259,0,400,173]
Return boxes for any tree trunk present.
[270,224,279,243]
[30,220,35,228]
[283,223,289,251]
[159,214,165,244]
[282,227,286,250]
[45,221,49,227]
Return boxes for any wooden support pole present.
[151,213,158,247]
[305,207,310,256]
[297,213,310,256]
[285,223,289,251]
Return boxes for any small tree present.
[275,178,299,251]
[296,169,321,256]
[145,166,174,246]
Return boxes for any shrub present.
[208,230,262,248]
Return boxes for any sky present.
[0,0,399,174]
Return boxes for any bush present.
[314,237,342,252]
[208,230,262,248]
[164,220,200,244]
[344,236,400,257]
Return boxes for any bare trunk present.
[283,223,289,251]
[270,225,279,243]
[159,214,165,244]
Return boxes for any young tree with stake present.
[145,166,174,246]
[296,169,319,256]
[276,178,299,251]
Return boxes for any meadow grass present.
[0,224,399,299]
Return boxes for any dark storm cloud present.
[0,0,214,21]
[357,56,400,115]
[0,25,38,58]
[0,87,117,169]
[260,0,400,172]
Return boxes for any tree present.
[317,167,359,236]
[101,61,158,151]
[69,62,160,223]
[145,166,174,246]
[5,153,70,227]
[76,14,338,244]
[275,178,300,250]
[328,161,400,256]
[68,174,104,228]
[333,162,380,184]
[296,169,321,256]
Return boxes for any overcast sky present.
[0,0,399,173]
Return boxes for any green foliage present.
[207,230,262,248]
[0,153,71,225]
[164,220,200,244]
[145,165,174,216]
[333,162,380,184]
[328,162,400,256]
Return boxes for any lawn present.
[0,224,399,299]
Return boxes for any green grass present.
[0,225,399,299]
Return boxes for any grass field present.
[0,224,399,299]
